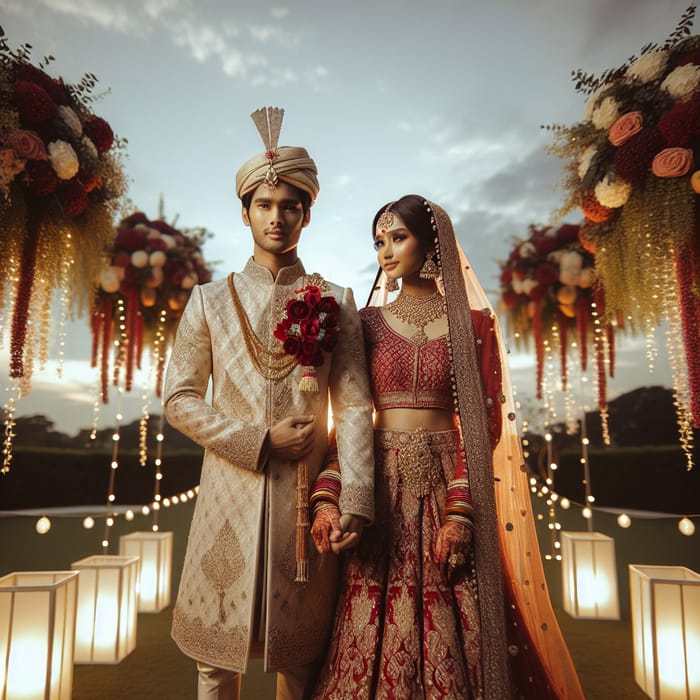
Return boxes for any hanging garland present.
[0,27,127,388]
[546,6,700,465]
[91,210,213,404]
[499,223,617,421]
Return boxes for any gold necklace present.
[386,291,446,344]
[228,273,298,380]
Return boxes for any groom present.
[163,107,375,699]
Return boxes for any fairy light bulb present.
[83,516,95,529]
[125,510,135,521]
[617,513,631,529]
[35,516,51,534]
[582,506,592,519]
[560,497,570,510]
[678,517,695,536]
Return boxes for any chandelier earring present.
[419,250,440,280]
[385,275,399,292]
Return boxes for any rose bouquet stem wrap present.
[295,457,310,583]
[9,210,40,378]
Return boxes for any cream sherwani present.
[164,257,374,673]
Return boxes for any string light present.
[35,515,51,534]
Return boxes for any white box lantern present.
[561,531,620,619]
[0,571,78,700]
[71,554,139,664]
[119,530,173,612]
[629,564,700,700]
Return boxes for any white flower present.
[591,96,620,130]
[57,105,83,138]
[81,135,98,160]
[661,64,700,102]
[584,84,608,122]
[99,267,121,294]
[47,140,79,180]
[522,278,538,295]
[149,250,167,268]
[625,50,669,84]
[559,251,583,286]
[511,277,524,294]
[131,250,149,268]
[594,174,632,208]
[519,241,536,258]
[578,145,597,181]
[578,267,596,288]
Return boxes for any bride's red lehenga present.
[312,201,584,700]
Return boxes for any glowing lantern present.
[119,531,173,612]
[629,565,700,699]
[0,571,78,700]
[560,530,620,619]
[71,554,139,664]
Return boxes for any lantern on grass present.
[0,570,78,700]
[560,530,620,619]
[70,554,139,664]
[629,564,700,700]
[119,530,173,612]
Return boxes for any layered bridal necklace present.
[386,291,446,344]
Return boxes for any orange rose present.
[608,111,643,146]
[651,147,694,178]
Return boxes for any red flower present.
[579,222,598,254]
[535,263,559,285]
[15,63,69,105]
[657,101,700,146]
[613,127,665,184]
[671,49,700,68]
[25,160,58,195]
[301,340,322,366]
[283,337,301,356]
[287,299,311,321]
[84,116,114,153]
[301,317,320,337]
[77,168,101,193]
[556,224,581,244]
[113,251,131,267]
[122,211,150,227]
[529,285,548,301]
[317,296,339,314]
[12,80,56,124]
[534,237,558,256]
[57,179,88,217]
[273,319,292,341]
[303,285,322,306]
[148,219,181,238]
[116,227,146,252]
[499,268,513,285]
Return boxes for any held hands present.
[311,507,364,555]
[434,520,473,584]
[268,415,315,461]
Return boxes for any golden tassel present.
[299,370,319,392]
[295,457,310,582]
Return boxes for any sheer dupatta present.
[367,200,584,699]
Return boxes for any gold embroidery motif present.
[377,428,456,497]
[200,519,245,623]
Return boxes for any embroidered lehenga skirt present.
[312,428,483,700]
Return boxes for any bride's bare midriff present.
[374,407,457,432]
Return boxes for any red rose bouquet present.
[274,284,340,391]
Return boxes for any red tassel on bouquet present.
[9,213,40,378]
[575,295,589,373]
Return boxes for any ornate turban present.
[235,145,319,203]
[235,107,319,203]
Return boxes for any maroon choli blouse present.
[359,305,503,447]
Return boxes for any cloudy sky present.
[0,0,689,434]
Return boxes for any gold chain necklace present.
[228,273,298,380]
[386,291,446,344]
